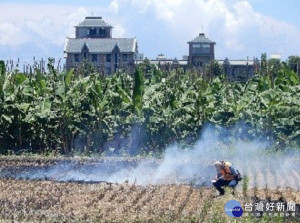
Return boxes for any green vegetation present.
[242,175,249,198]
[0,57,299,155]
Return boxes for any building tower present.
[75,16,113,39]
[188,33,215,67]
[64,16,138,74]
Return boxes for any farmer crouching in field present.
[211,161,242,196]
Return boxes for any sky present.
[0,0,300,64]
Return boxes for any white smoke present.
[6,125,300,189]
[107,125,300,189]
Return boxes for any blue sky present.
[1,0,300,63]
[251,0,300,26]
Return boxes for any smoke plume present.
[2,125,300,189]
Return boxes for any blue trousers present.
[213,179,238,195]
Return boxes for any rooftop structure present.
[188,33,215,44]
[75,17,113,28]
[65,38,137,54]
[187,33,215,68]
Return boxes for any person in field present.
[211,161,241,196]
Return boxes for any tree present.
[206,60,223,77]
[261,53,267,76]
[287,55,300,73]
[0,60,300,155]
[0,60,5,76]
[268,58,281,78]
[132,68,144,114]
[137,58,156,79]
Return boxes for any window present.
[106,54,111,62]
[83,53,87,60]
[106,67,112,75]
[75,54,79,62]
[232,68,236,76]
[99,28,106,36]
[192,44,201,54]
[114,53,118,64]
[122,54,128,62]
[92,54,98,62]
[192,43,210,54]
[196,61,203,67]
[89,28,96,36]
[201,44,210,54]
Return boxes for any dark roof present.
[188,33,214,44]
[76,16,112,28]
[64,38,137,53]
